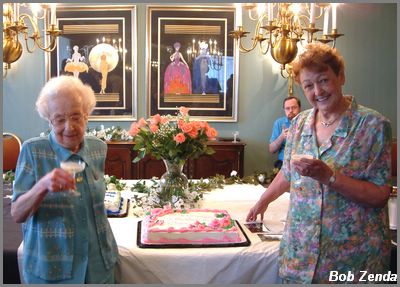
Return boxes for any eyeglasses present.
[50,113,86,128]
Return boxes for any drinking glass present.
[60,160,86,196]
[291,153,314,185]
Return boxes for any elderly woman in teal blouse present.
[247,43,392,284]
[11,75,118,283]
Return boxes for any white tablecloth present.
[18,183,290,284]
[111,183,290,284]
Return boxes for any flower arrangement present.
[86,125,133,142]
[40,125,133,142]
[104,174,127,191]
[128,106,218,164]
[130,179,204,217]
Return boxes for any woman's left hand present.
[291,157,333,185]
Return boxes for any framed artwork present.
[46,5,137,121]
[146,5,238,122]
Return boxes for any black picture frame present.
[146,5,238,122]
[46,5,137,121]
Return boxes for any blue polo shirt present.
[269,116,291,161]
[13,131,118,283]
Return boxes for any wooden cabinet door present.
[188,142,245,179]
[105,142,133,179]
[134,156,165,179]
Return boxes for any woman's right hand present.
[11,168,76,223]
[40,168,76,193]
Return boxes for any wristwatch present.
[328,171,336,186]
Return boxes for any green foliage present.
[104,175,127,191]
[3,170,15,183]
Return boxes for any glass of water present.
[291,153,314,185]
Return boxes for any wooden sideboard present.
[105,140,246,179]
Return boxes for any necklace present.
[320,116,339,127]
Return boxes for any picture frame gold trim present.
[45,5,137,121]
[146,5,238,122]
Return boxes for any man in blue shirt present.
[269,96,301,169]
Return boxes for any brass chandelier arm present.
[35,25,61,52]
[17,14,61,53]
[19,14,38,53]
[238,28,261,53]
[259,37,270,55]
[231,14,270,53]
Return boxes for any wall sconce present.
[230,3,344,95]
[3,3,61,76]
[186,39,223,71]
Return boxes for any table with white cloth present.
[18,183,290,284]
[111,182,290,284]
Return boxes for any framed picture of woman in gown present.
[146,5,238,122]
[45,5,137,121]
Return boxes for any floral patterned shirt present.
[280,96,392,283]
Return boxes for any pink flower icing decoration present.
[208,219,221,228]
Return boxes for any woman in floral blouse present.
[247,43,392,284]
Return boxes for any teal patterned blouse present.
[13,132,118,283]
[280,96,392,283]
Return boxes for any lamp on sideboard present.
[2,3,61,77]
[229,3,344,95]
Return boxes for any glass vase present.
[159,159,188,207]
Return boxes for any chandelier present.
[186,39,223,71]
[3,3,61,75]
[229,3,344,94]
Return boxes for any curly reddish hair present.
[292,43,345,84]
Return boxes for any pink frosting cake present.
[141,208,242,244]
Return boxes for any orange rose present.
[138,117,147,128]
[149,124,159,133]
[174,133,186,144]
[150,114,161,125]
[177,119,185,129]
[129,122,140,136]
[206,127,218,140]
[180,122,193,134]
[192,121,202,130]
[200,121,209,130]
[187,129,198,139]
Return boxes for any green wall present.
[2,3,397,176]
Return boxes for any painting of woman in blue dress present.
[164,42,192,95]
[192,41,221,95]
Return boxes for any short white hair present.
[36,75,96,120]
